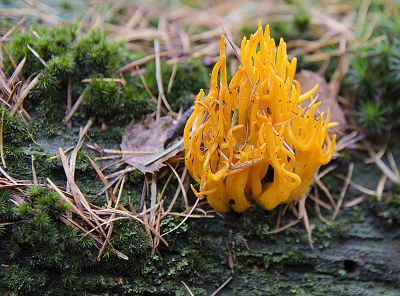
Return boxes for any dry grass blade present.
[59,147,84,213]
[150,172,158,226]
[226,241,235,274]
[0,165,17,184]
[311,185,333,225]
[342,195,368,208]
[8,57,25,88]
[181,281,195,296]
[69,117,95,181]
[115,51,171,74]
[332,162,354,220]
[27,44,48,67]
[31,155,37,185]
[165,162,189,211]
[89,209,168,246]
[60,215,129,260]
[47,178,106,237]
[364,139,388,164]
[104,166,137,180]
[387,148,400,179]
[298,195,314,249]
[364,140,400,184]
[86,156,117,204]
[162,198,199,237]
[154,38,173,119]
[63,87,88,124]
[376,174,387,202]
[308,193,332,210]
[269,219,300,234]
[82,77,126,87]
[163,166,188,217]
[11,74,40,116]
[335,173,376,195]
[314,177,336,209]
[314,165,338,209]
[167,63,177,93]
[91,174,122,203]
[97,212,115,260]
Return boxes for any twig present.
[209,276,233,296]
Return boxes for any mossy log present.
[1,180,399,296]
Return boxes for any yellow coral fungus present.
[183,23,338,212]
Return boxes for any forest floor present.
[0,0,399,295]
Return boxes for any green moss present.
[0,106,30,146]
[102,219,151,272]
[60,0,73,10]
[4,209,96,288]
[160,214,189,246]
[0,189,18,221]
[357,99,389,133]
[0,264,48,293]
[240,206,277,241]
[4,24,155,136]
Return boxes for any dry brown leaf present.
[295,70,347,132]
[121,114,183,173]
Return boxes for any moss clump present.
[101,219,152,273]
[0,185,154,293]
[4,24,155,137]
[342,12,400,132]
[0,186,99,288]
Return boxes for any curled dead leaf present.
[121,114,183,173]
[295,70,347,133]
